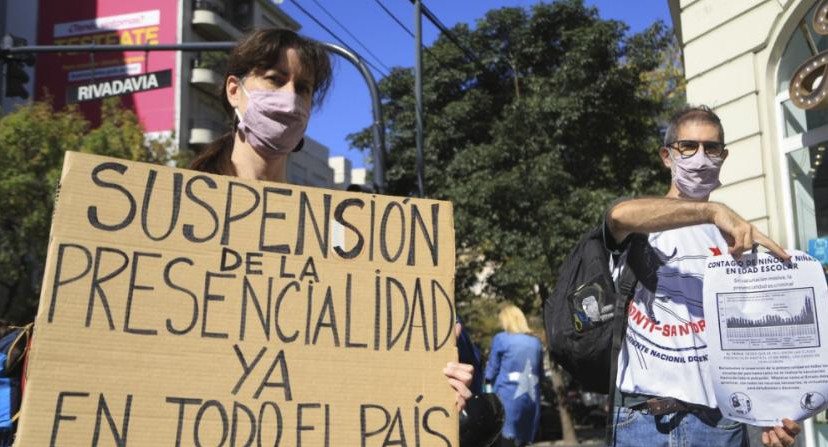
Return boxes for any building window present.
[778,3,828,137]
[787,145,828,250]
[777,1,828,262]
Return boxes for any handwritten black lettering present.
[163,257,198,336]
[87,162,136,232]
[274,281,301,343]
[91,393,132,447]
[345,273,368,349]
[221,182,260,246]
[259,186,292,254]
[296,403,329,447]
[86,246,128,330]
[50,391,90,447]
[312,287,340,347]
[407,203,439,266]
[140,169,182,241]
[202,272,234,339]
[380,202,406,263]
[333,198,365,259]
[166,396,202,447]
[183,175,219,243]
[48,244,92,323]
[123,251,161,336]
[240,276,272,341]
[194,400,229,447]
[295,192,331,259]
[405,278,429,352]
[386,276,409,350]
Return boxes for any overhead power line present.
[289,0,390,78]
[309,0,392,74]
[404,0,484,67]
[372,0,415,39]
[371,0,447,66]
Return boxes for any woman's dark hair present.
[191,29,333,175]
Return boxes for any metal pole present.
[0,35,13,106]
[89,45,95,83]
[3,41,388,193]
[414,0,424,198]
[319,42,387,194]
[0,61,5,104]
[5,43,236,53]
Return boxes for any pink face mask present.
[235,83,310,157]
[668,148,723,199]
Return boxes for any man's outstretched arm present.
[607,198,789,260]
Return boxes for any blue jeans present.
[611,406,748,446]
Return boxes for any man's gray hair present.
[663,105,725,146]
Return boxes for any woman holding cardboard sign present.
[190,29,477,413]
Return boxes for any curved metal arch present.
[4,40,388,193]
[318,42,387,194]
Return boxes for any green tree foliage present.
[0,98,176,322]
[349,0,681,339]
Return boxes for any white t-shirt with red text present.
[615,224,728,407]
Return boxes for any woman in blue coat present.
[484,304,544,447]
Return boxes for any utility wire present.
[373,0,415,38]
[309,0,392,74]
[371,0,446,66]
[404,0,485,67]
[289,0,390,78]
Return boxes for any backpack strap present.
[5,323,32,374]
[8,323,32,426]
[604,243,639,443]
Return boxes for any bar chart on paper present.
[716,287,820,350]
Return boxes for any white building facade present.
[669,0,828,444]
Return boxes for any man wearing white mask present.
[604,106,801,446]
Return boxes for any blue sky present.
[276,0,673,168]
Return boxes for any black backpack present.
[543,226,637,394]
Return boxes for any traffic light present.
[2,34,33,100]
[5,60,29,99]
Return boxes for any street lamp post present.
[414,0,425,198]
[1,40,388,193]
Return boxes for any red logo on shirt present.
[709,247,722,256]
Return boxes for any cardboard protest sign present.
[17,152,458,446]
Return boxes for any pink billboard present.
[35,1,178,133]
